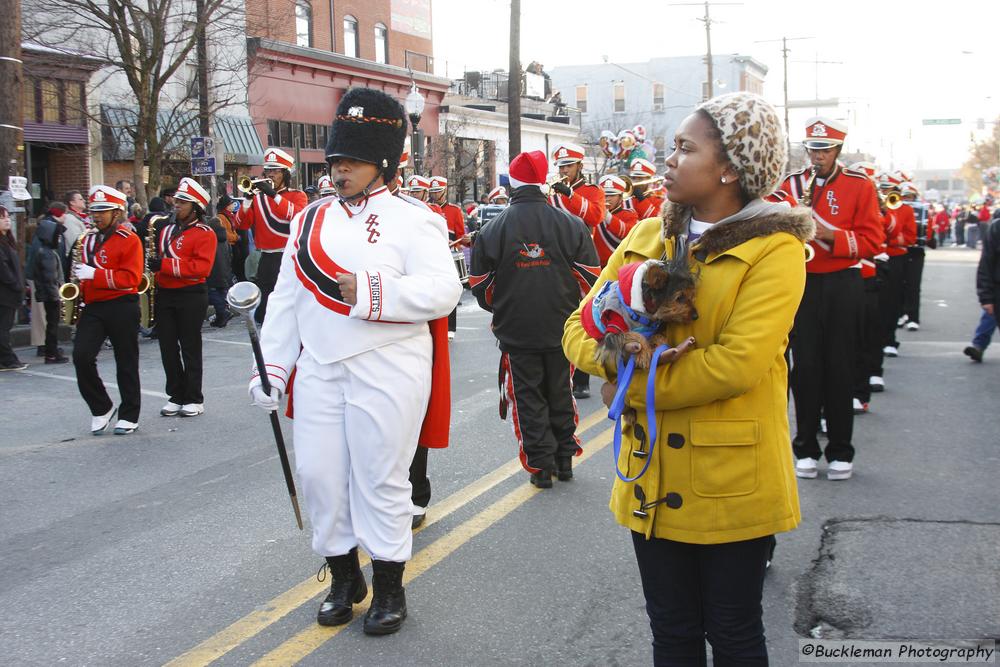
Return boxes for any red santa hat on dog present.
[580,260,652,341]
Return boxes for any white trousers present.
[292,335,432,562]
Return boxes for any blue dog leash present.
[608,343,670,482]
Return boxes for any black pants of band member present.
[902,246,925,324]
[503,348,578,472]
[631,532,771,667]
[42,300,60,356]
[156,288,209,405]
[0,304,20,366]
[72,296,141,422]
[853,275,882,402]
[409,445,431,508]
[880,254,907,349]
[790,269,863,463]
[254,251,282,325]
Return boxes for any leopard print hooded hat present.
[696,92,786,199]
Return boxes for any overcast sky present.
[432,0,1000,170]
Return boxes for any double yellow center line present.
[166,408,613,667]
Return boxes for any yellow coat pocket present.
[690,419,760,498]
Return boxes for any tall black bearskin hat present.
[325,87,407,183]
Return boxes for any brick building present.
[245,0,449,187]
[21,43,103,216]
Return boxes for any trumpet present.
[238,176,274,196]
[59,231,88,325]
[880,190,903,210]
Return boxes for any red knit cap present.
[508,151,548,188]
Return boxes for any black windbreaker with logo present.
[469,185,599,351]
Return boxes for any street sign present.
[190,136,215,159]
[922,119,961,125]
[191,158,216,176]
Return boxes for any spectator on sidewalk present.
[206,217,233,328]
[0,205,28,371]
[26,203,69,363]
[965,213,1000,363]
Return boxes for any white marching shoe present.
[869,375,885,392]
[160,401,182,416]
[905,321,919,331]
[883,345,899,358]
[180,403,204,417]
[827,460,854,481]
[113,419,139,435]
[795,457,818,479]
[91,407,117,435]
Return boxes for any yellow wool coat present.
[562,203,814,544]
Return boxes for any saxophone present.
[59,231,88,325]
[800,167,818,263]
[139,219,159,328]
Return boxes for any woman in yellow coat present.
[563,93,813,665]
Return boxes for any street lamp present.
[405,83,425,175]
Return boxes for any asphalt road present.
[1,246,997,667]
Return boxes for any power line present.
[669,1,742,99]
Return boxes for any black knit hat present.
[325,87,407,182]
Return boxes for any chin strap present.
[337,171,385,210]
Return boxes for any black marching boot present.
[555,457,573,482]
[363,560,407,635]
[317,547,367,626]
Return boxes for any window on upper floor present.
[344,15,359,58]
[295,1,313,48]
[374,23,388,64]
[64,81,84,126]
[652,82,665,111]
[575,85,587,113]
[41,79,60,123]
[22,76,36,123]
[613,81,625,113]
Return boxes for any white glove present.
[249,384,282,411]
[73,263,96,281]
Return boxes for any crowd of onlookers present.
[929,201,996,249]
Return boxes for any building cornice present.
[248,38,451,91]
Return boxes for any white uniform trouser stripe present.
[291,334,432,561]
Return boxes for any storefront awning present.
[101,105,264,166]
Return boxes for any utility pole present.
[0,0,24,242]
[507,0,521,158]
[194,0,216,215]
[669,1,741,100]
[755,36,812,155]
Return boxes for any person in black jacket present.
[0,205,28,371]
[206,216,233,327]
[26,204,69,363]
[976,217,999,322]
[469,150,600,487]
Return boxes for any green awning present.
[101,104,264,166]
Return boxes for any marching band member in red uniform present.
[71,185,145,435]
[249,88,461,635]
[778,117,883,481]
[594,174,639,267]
[234,148,308,324]
[548,142,604,398]
[430,176,469,340]
[317,174,337,198]
[629,158,665,220]
[877,172,916,361]
[150,178,217,418]
[899,181,932,331]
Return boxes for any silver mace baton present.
[227,282,304,530]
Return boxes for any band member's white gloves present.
[249,384,282,411]
[73,263,96,281]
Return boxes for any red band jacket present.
[594,206,639,267]
[884,204,917,257]
[78,227,144,304]
[776,164,883,273]
[154,220,218,289]
[633,193,664,221]
[439,202,468,247]
[235,188,309,251]
[548,179,607,229]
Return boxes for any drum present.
[452,250,469,285]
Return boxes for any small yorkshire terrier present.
[581,245,700,374]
